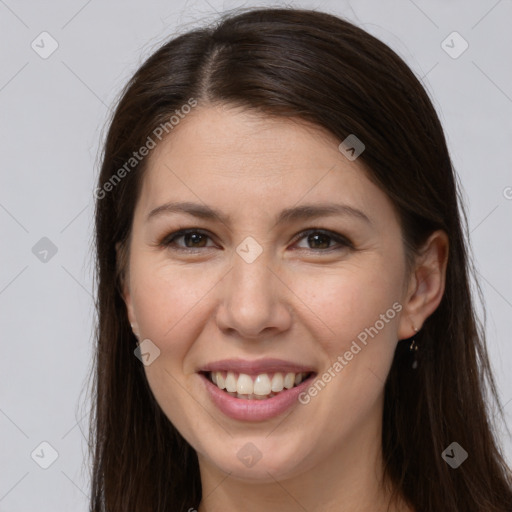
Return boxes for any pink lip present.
[199,358,316,375]
[199,372,316,422]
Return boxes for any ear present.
[116,241,139,337]
[397,230,449,340]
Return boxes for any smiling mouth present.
[201,370,315,400]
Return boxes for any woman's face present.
[122,104,418,483]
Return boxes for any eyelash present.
[158,227,353,253]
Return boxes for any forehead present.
[151,104,340,173]
[135,104,396,227]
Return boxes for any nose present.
[215,250,293,340]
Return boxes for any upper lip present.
[199,358,317,375]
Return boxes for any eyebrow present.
[146,201,372,226]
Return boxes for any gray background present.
[1,0,511,509]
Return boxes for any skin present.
[121,103,449,512]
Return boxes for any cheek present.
[290,257,404,353]
[130,256,217,344]
[290,258,404,438]
[128,261,219,445]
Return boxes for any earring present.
[130,323,140,341]
[409,326,419,369]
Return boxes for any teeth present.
[271,372,284,392]
[225,371,237,392]
[284,372,295,389]
[209,370,310,398]
[216,372,226,390]
[253,374,272,395]
[237,374,253,395]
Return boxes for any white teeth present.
[271,372,284,392]
[253,374,272,395]
[272,373,284,392]
[237,374,253,395]
[210,371,310,398]
[284,372,295,389]
[225,371,237,392]
[216,372,226,390]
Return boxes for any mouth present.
[200,370,315,400]
[197,358,318,421]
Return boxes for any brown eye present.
[161,229,215,251]
[293,229,352,251]
[160,227,352,253]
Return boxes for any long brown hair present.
[89,7,512,511]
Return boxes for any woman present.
[89,7,512,511]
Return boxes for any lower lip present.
[199,372,316,422]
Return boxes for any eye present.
[292,229,352,252]
[160,229,215,251]
[159,227,352,253]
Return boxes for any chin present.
[199,436,315,483]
